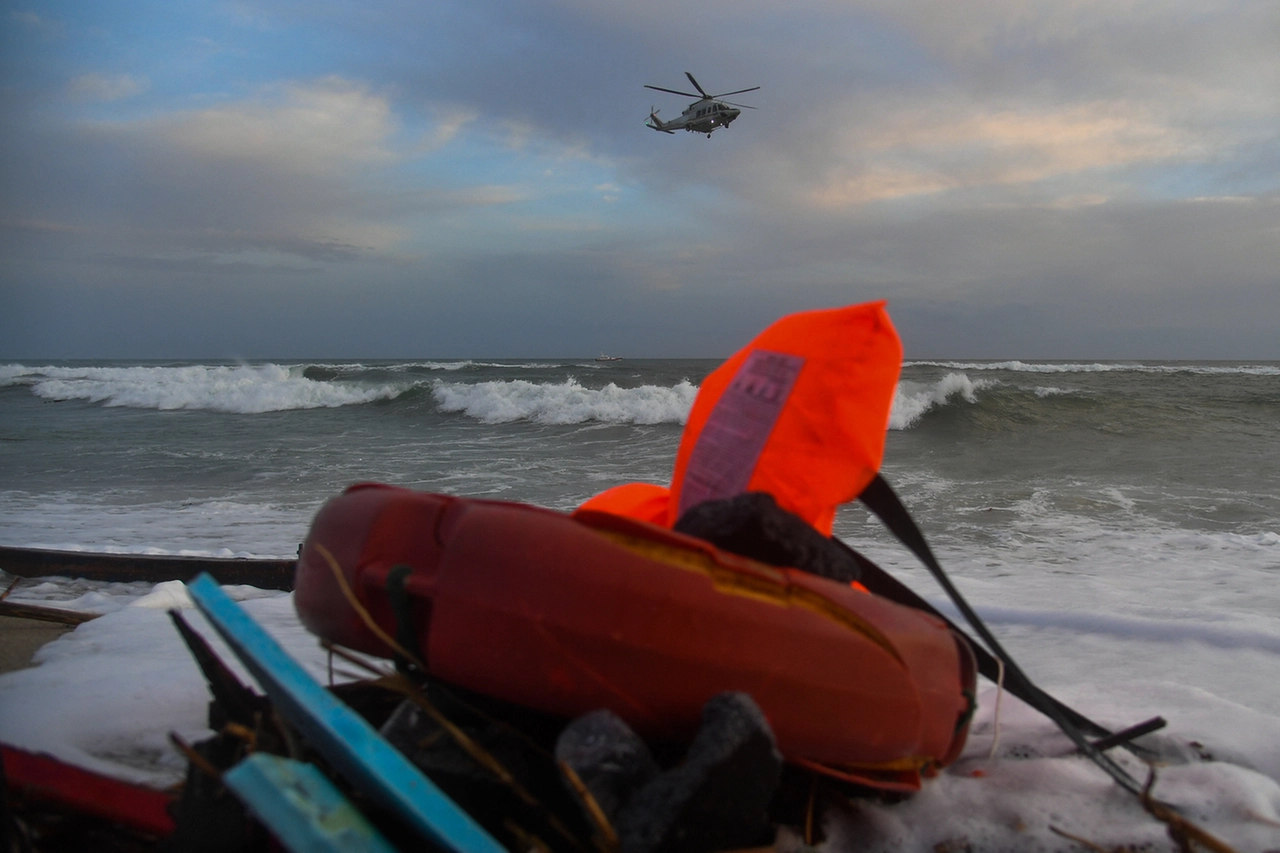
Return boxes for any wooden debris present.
[0,600,98,625]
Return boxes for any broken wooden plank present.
[0,545,295,590]
[223,753,397,853]
[1,744,175,837]
[0,600,99,625]
[186,573,505,853]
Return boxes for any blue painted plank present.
[187,573,506,853]
[224,753,397,853]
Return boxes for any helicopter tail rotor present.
[646,108,675,134]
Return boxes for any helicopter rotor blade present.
[644,84,703,98]
[684,72,711,98]
[721,100,758,110]
[711,86,761,98]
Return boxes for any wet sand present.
[0,617,74,673]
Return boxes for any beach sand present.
[0,617,73,674]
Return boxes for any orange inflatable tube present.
[580,301,902,534]
[295,483,975,791]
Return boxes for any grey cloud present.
[1,79,518,269]
[3,0,1278,359]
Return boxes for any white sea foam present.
[1033,385,1075,397]
[934,602,1280,654]
[392,361,565,371]
[0,589,337,787]
[890,372,989,429]
[829,682,1280,853]
[431,378,698,425]
[0,364,37,385]
[907,360,1280,376]
[4,364,408,413]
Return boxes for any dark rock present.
[616,692,782,853]
[380,697,530,785]
[378,691,594,849]
[674,492,861,584]
[555,709,660,824]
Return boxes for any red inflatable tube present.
[294,483,976,791]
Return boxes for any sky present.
[1,0,1277,360]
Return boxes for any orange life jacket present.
[579,301,902,534]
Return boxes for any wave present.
[291,360,570,380]
[2,363,695,421]
[908,360,1280,376]
[5,361,995,427]
[1,364,409,413]
[890,372,992,430]
[432,378,698,425]
[433,372,1004,429]
[389,360,567,371]
[19,361,1235,433]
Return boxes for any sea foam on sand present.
[1,580,1278,852]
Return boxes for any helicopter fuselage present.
[647,99,740,136]
[682,100,740,133]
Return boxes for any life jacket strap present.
[856,473,1152,796]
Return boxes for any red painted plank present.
[2,744,175,837]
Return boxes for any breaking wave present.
[2,362,1004,427]
[431,378,698,425]
[908,360,1280,376]
[383,361,567,371]
[2,363,695,421]
[890,372,991,430]
[2,364,408,413]
[9,359,1263,430]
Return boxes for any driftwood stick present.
[168,732,224,782]
[1088,716,1167,753]
[558,760,620,853]
[0,600,99,625]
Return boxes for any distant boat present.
[595,353,623,362]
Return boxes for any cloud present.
[145,77,399,176]
[68,73,148,102]
[808,101,1201,207]
[4,62,615,275]
[10,78,527,265]
[417,107,478,152]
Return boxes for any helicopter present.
[644,72,759,138]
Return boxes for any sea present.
[2,357,1279,849]
[2,358,1279,712]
